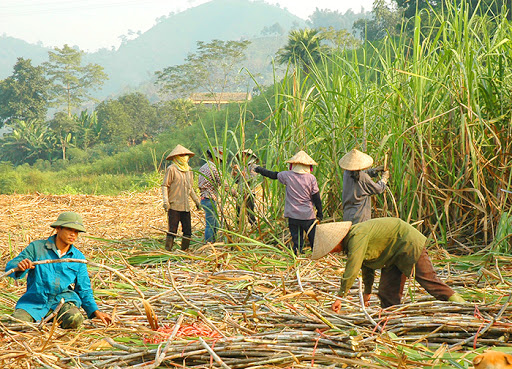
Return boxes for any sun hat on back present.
[286,150,318,166]
[338,149,373,171]
[166,144,195,160]
[207,147,224,161]
[50,211,86,233]
[311,221,352,260]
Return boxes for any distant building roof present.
[189,92,252,105]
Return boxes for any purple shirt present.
[277,171,319,220]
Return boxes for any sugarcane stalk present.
[449,292,512,350]
[199,337,232,369]
[1,258,145,299]
[150,225,196,241]
[357,277,382,332]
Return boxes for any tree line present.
[2,2,495,169]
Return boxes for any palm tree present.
[276,28,327,74]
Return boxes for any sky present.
[0,0,374,52]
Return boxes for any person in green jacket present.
[311,217,465,310]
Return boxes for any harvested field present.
[0,191,511,368]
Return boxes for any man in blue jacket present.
[5,212,111,329]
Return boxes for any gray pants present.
[12,302,84,329]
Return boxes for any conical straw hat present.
[286,150,318,166]
[166,144,195,160]
[241,148,257,158]
[338,149,373,171]
[311,221,352,260]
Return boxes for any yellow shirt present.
[162,164,200,212]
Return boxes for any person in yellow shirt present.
[162,145,201,251]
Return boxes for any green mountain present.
[85,0,305,97]
[0,36,50,78]
[0,0,368,100]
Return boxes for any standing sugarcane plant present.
[232,0,512,252]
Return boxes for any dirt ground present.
[0,184,271,268]
[0,190,204,261]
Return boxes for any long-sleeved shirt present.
[5,235,99,321]
[338,218,426,296]
[256,167,321,220]
[198,161,222,201]
[162,164,200,212]
[342,170,386,224]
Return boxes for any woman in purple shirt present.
[255,151,323,255]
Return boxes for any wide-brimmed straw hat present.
[50,211,87,233]
[311,221,352,260]
[166,144,195,160]
[338,149,373,171]
[240,148,257,158]
[286,150,318,166]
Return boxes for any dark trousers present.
[288,218,317,255]
[168,209,192,238]
[378,248,455,308]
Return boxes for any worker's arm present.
[361,265,375,307]
[5,243,37,279]
[254,166,279,180]
[311,192,323,220]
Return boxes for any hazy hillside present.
[86,0,305,97]
[0,36,50,79]
[0,0,369,100]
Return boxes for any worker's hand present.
[163,202,170,212]
[332,299,342,314]
[373,165,384,172]
[316,212,323,221]
[363,293,371,307]
[94,310,112,326]
[248,163,258,173]
[16,259,34,272]
[381,170,390,184]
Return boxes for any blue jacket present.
[5,235,99,321]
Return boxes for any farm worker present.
[4,212,112,329]
[311,217,466,309]
[254,150,323,255]
[198,147,226,243]
[339,149,389,224]
[232,149,259,226]
[162,144,201,251]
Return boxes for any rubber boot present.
[448,292,466,303]
[165,236,174,251]
[181,238,191,251]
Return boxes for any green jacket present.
[339,218,426,296]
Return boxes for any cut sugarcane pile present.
[0,192,510,368]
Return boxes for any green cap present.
[50,211,86,233]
